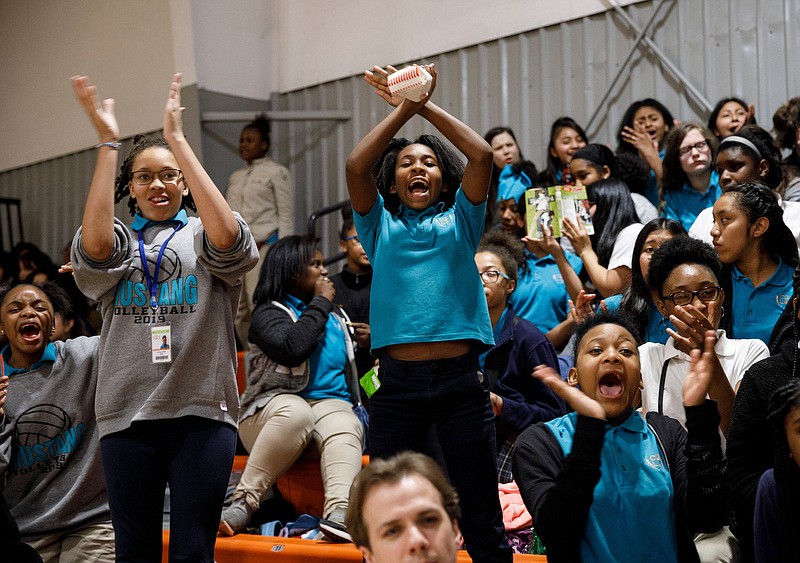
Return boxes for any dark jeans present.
[100,416,236,563]
[370,352,513,563]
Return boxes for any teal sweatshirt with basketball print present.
[0,336,110,541]
[71,213,258,438]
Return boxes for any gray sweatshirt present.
[71,214,258,437]
[0,337,109,541]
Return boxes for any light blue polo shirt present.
[663,170,721,232]
[545,411,678,563]
[604,294,671,345]
[353,189,494,351]
[730,259,794,343]
[509,250,583,333]
[283,294,350,402]
[1,342,57,376]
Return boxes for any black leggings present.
[100,416,236,563]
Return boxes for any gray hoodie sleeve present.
[194,212,259,286]
[71,218,135,301]
[0,415,11,476]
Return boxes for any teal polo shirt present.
[663,170,721,232]
[509,250,583,333]
[1,342,57,376]
[546,411,678,563]
[283,295,350,402]
[353,189,494,351]
[730,259,794,343]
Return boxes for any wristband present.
[95,141,121,150]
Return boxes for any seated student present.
[484,126,539,232]
[642,236,768,434]
[345,452,462,563]
[0,283,113,561]
[220,235,363,542]
[561,178,643,298]
[712,182,799,344]
[476,231,565,482]
[689,125,800,247]
[537,117,588,187]
[707,97,756,141]
[568,143,658,224]
[513,312,728,563]
[772,96,800,202]
[660,123,721,231]
[617,98,676,207]
[754,379,800,563]
[604,218,686,345]
[331,217,374,384]
[727,266,800,561]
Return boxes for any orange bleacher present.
[162,531,547,562]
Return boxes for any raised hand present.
[71,76,119,143]
[163,73,186,142]
[621,124,659,158]
[364,64,437,111]
[533,364,606,420]
[568,290,599,325]
[523,225,563,259]
[682,330,717,407]
[561,216,592,257]
[315,275,336,302]
[666,301,717,356]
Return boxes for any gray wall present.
[3,0,799,261]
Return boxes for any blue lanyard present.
[137,222,183,311]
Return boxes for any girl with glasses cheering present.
[70,74,258,561]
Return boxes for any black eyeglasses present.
[131,169,182,186]
[661,286,722,306]
[479,270,510,284]
[678,140,709,157]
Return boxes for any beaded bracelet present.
[95,141,121,150]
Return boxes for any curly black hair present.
[573,310,642,364]
[114,135,196,217]
[477,230,524,285]
[371,135,463,215]
[646,236,722,298]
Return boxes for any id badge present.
[150,324,172,363]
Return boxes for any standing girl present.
[712,182,798,344]
[226,114,294,349]
[70,75,258,561]
[346,63,512,562]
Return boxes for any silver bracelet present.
[95,141,121,150]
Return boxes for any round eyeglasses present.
[132,169,182,186]
[479,270,510,284]
[678,140,709,158]
[661,286,722,306]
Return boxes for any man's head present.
[346,452,462,563]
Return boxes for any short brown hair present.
[345,452,460,549]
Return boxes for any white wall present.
[272,0,641,92]
[1,0,640,172]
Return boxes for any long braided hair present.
[114,135,196,217]
[766,379,800,562]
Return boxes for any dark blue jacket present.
[484,306,566,442]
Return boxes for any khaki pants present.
[27,521,115,563]
[236,395,363,518]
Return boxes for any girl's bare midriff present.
[385,340,473,361]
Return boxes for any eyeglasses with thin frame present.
[479,270,510,284]
[342,234,361,245]
[131,169,182,186]
[678,140,709,158]
[661,286,722,306]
